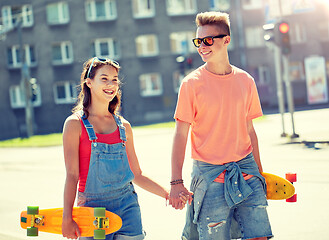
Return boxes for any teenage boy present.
[169,11,273,240]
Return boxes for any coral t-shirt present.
[78,116,121,192]
[174,64,263,166]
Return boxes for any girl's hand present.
[179,191,193,206]
[62,218,81,239]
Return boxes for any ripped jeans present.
[197,177,272,240]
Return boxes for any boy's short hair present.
[195,11,231,36]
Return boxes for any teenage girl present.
[62,57,175,239]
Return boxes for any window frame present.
[85,0,117,22]
[7,44,36,68]
[209,0,230,11]
[92,38,120,59]
[53,81,77,104]
[132,0,155,19]
[166,0,197,16]
[290,22,307,44]
[46,1,70,25]
[51,41,74,65]
[9,84,41,109]
[1,4,33,29]
[289,61,305,81]
[245,26,265,48]
[170,31,196,54]
[139,73,163,97]
[136,34,159,57]
[242,0,263,10]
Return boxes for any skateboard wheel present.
[286,173,297,183]
[94,208,106,217]
[94,229,106,239]
[27,206,39,215]
[27,227,38,236]
[286,193,297,202]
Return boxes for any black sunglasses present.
[86,57,120,79]
[192,34,227,48]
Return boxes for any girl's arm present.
[123,120,169,200]
[62,115,81,239]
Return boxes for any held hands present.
[168,179,193,210]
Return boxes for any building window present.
[289,61,305,81]
[136,34,158,57]
[46,1,70,25]
[242,0,263,10]
[319,22,329,41]
[209,0,230,11]
[170,31,196,55]
[52,41,73,65]
[257,66,270,84]
[9,84,41,109]
[173,71,185,93]
[1,5,33,29]
[132,0,155,18]
[92,38,120,59]
[54,81,77,104]
[85,0,117,22]
[290,23,307,44]
[245,26,264,48]
[139,73,163,97]
[7,45,36,68]
[166,0,197,16]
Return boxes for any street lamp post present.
[17,18,34,138]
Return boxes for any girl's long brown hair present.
[72,58,121,118]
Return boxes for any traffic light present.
[29,78,38,102]
[263,23,275,42]
[278,21,291,55]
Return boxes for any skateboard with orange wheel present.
[261,172,297,202]
[20,206,122,239]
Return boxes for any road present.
[0,108,329,239]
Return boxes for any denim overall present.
[78,114,145,240]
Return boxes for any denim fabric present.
[197,177,272,240]
[182,153,272,240]
[78,114,145,240]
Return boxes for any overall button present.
[93,142,97,147]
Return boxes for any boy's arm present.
[170,120,193,209]
[247,120,263,173]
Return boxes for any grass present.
[0,133,63,148]
[0,117,266,148]
[0,121,176,148]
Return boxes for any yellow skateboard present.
[20,206,122,239]
[262,172,297,202]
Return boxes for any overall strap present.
[113,114,126,142]
[81,113,98,142]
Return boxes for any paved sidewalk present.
[1,107,329,240]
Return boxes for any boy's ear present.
[224,36,230,45]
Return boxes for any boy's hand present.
[169,184,193,210]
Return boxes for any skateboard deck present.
[20,206,122,239]
[262,172,296,201]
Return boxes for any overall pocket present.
[96,152,125,184]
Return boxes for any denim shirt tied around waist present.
[189,153,266,224]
